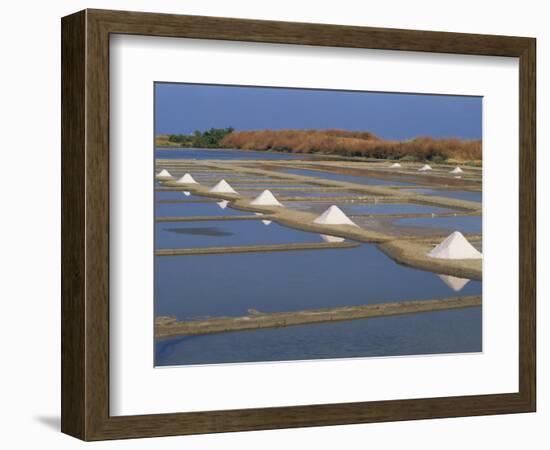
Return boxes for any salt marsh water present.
[155,219,322,249]
[155,245,481,320]
[155,306,481,365]
[394,215,482,234]
[155,201,248,217]
[287,202,455,215]
[282,167,416,186]
[154,147,482,366]
[156,147,315,160]
[155,191,214,202]
[406,188,482,203]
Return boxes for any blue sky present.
[155,83,482,140]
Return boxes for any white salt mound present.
[176,173,198,184]
[155,169,173,179]
[320,234,345,243]
[450,166,464,174]
[209,179,238,194]
[250,190,283,206]
[313,205,357,226]
[182,191,191,197]
[427,231,482,260]
[438,274,470,292]
[216,200,229,210]
[390,162,402,168]
[418,164,432,172]
[261,220,272,226]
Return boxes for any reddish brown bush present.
[221,129,481,162]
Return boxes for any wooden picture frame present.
[61,9,536,441]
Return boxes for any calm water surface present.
[156,307,482,365]
[394,215,482,234]
[281,168,416,187]
[287,202,455,215]
[406,188,482,203]
[154,147,482,366]
[156,220,322,249]
[155,201,248,217]
[155,245,481,320]
[156,147,315,160]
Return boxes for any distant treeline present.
[161,127,234,148]
[220,129,482,162]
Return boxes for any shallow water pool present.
[281,168,417,187]
[155,244,481,320]
[155,306,481,366]
[155,219,322,249]
[286,201,455,215]
[155,201,248,217]
[394,215,482,234]
[406,188,482,203]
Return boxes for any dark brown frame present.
[61,9,536,441]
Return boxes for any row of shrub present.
[167,127,235,148]
[220,129,481,162]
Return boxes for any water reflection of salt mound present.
[182,191,191,197]
[176,173,198,184]
[209,179,238,194]
[155,169,173,180]
[428,231,482,259]
[216,200,229,210]
[320,234,345,243]
[261,220,272,226]
[313,205,357,226]
[438,274,470,292]
[418,164,432,172]
[250,189,283,206]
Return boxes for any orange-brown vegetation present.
[221,129,482,162]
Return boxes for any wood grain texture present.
[61,10,86,439]
[61,8,536,441]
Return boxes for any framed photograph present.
[61,9,536,440]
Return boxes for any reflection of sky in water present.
[155,191,211,202]
[394,215,482,234]
[155,306,481,366]
[155,220,322,249]
[281,168,416,186]
[155,201,247,217]
[156,148,314,160]
[406,188,482,203]
[154,148,483,366]
[287,202,455,215]
[155,245,481,320]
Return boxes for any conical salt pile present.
[209,179,238,194]
[427,231,482,259]
[418,164,432,172]
[313,205,357,226]
[320,234,345,243]
[450,166,463,174]
[438,274,470,292]
[216,200,229,210]
[182,191,191,197]
[176,173,198,184]
[390,162,402,168]
[155,169,173,179]
[250,189,283,206]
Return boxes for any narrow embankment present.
[155,295,482,338]
[156,241,360,256]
